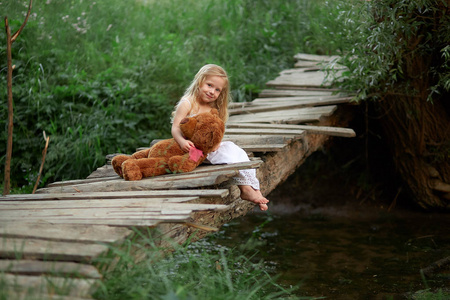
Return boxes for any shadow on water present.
[205,147,450,299]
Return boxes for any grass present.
[93,232,303,300]
[0,0,355,191]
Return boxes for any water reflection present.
[207,186,450,299]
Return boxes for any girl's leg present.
[207,142,269,210]
[238,185,269,211]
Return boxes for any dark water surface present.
[207,167,450,299]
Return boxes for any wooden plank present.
[258,89,334,98]
[43,160,261,190]
[266,70,344,88]
[223,134,294,145]
[229,113,323,124]
[1,273,98,299]
[0,199,228,212]
[226,123,356,138]
[237,144,287,153]
[251,95,350,104]
[0,259,102,279]
[0,223,132,244]
[230,105,336,117]
[0,189,230,201]
[36,169,240,194]
[228,106,336,124]
[229,97,352,115]
[1,216,187,227]
[225,128,305,136]
[294,53,340,62]
[4,293,93,300]
[0,238,108,262]
[294,60,322,68]
[86,164,115,179]
[45,175,122,188]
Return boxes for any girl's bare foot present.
[238,185,269,211]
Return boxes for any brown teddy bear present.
[111,109,225,181]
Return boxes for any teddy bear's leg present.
[136,158,169,177]
[122,158,169,180]
[111,155,132,178]
[121,159,143,181]
[131,148,151,159]
[168,155,200,173]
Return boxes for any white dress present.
[174,98,261,190]
[207,141,260,190]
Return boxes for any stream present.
[204,152,450,299]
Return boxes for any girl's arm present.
[171,100,195,152]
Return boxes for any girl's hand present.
[180,139,195,152]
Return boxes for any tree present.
[338,0,450,209]
[3,0,33,195]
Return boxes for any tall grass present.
[1,0,354,190]
[93,232,302,300]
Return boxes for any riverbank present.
[208,140,450,299]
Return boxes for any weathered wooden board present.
[228,106,336,124]
[231,105,337,117]
[0,189,230,202]
[1,273,98,299]
[266,70,343,88]
[0,223,132,244]
[293,60,323,68]
[1,216,187,227]
[226,123,356,138]
[251,95,350,104]
[258,89,334,98]
[223,134,295,145]
[0,199,228,212]
[225,128,305,136]
[77,159,262,186]
[0,197,229,228]
[294,53,340,62]
[37,169,241,194]
[229,97,352,115]
[0,259,102,278]
[0,238,108,262]
[228,95,347,109]
[235,144,287,153]
[228,113,323,124]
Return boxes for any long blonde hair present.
[174,64,231,123]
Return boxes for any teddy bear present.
[111,109,225,181]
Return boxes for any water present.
[206,166,450,299]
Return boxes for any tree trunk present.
[377,56,450,209]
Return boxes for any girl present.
[171,64,269,211]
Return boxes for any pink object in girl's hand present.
[189,146,204,162]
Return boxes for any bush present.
[1,0,357,190]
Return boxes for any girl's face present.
[199,75,226,104]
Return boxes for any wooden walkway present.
[0,53,355,299]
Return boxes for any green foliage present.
[334,0,450,101]
[1,0,324,189]
[93,232,301,300]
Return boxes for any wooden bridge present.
[0,53,356,299]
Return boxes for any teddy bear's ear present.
[210,108,219,116]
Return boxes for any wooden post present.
[2,0,33,196]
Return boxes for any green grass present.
[93,233,303,300]
[0,0,356,191]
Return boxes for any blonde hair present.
[173,64,231,123]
